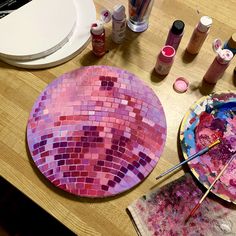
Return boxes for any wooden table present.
[0,0,235,235]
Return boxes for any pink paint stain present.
[128,174,236,236]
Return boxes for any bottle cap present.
[227,33,236,49]
[113,4,126,21]
[100,9,112,23]
[212,38,222,53]
[159,46,176,63]
[197,16,212,32]
[91,21,104,35]
[171,20,185,35]
[173,77,189,93]
[217,49,233,64]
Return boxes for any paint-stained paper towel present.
[127,174,236,236]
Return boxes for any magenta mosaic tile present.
[27,66,167,197]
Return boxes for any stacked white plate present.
[0,0,96,69]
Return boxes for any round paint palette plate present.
[180,91,236,203]
[27,66,167,197]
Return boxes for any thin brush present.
[156,139,220,180]
[185,153,235,223]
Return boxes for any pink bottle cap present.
[217,49,233,64]
[100,9,112,23]
[212,38,222,53]
[173,77,189,93]
[159,46,176,63]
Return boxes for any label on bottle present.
[155,59,172,75]
[166,31,183,51]
[187,30,208,54]
[112,19,126,44]
[92,38,105,56]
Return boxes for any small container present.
[91,21,106,57]
[223,33,236,55]
[90,10,111,57]
[165,20,185,51]
[112,4,126,44]
[155,46,176,75]
[203,49,233,84]
[186,16,212,54]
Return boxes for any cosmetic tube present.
[186,16,212,54]
[203,49,233,84]
[165,20,185,51]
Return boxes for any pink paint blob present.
[162,45,175,57]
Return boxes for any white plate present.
[1,0,96,69]
[0,0,77,60]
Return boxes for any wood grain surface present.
[0,0,236,235]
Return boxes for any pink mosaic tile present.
[27,66,167,197]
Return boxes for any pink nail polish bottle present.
[91,21,106,57]
[203,49,233,84]
[155,46,176,76]
[165,20,185,51]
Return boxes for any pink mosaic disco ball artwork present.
[27,66,167,197]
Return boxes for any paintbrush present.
[156,139,220,180]
[185,153,235,223]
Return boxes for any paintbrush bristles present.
[185,154,235,223]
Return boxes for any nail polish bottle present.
[186,16,212,54]
[203,49,233,84]
[90,10,112,57]
[112,4,126,44]
[155,46,176,76]
[223,33,236,55]
[91,21,106,57]
[165,20,185,51]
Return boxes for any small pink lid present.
[100,9,112,23]
[159,46,176,63]
[212,38,222,53]
[173,77,189,93]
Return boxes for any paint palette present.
[27,66,167,197]
[180,91,236,203]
